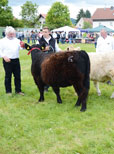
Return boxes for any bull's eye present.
[42,47,44,49]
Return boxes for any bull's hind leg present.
[73,85,82,107]
[52,87,62,103]
[73,84,88,112]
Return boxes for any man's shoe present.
[16,92,24,96]
[6,93,12,96]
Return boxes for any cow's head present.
[23,42,46,55]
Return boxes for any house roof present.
[83,18,93,24]
[92,7,114,20]
[39,14,47,19]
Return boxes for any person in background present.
[38,26,61,91]
[38,26,61,53]
[60,31,66,44]
[25,30,31,44]
[94,33,99,48]
[96,29,114,52]
[0,26,24,96]
[56,32,60,44]
[68,32,73,44]
[2,30,5,37]
[96,28,114,85]
[31,30,36,44]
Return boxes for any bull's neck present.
[31,50,44,62]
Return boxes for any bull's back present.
[41,51,90,87]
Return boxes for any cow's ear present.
[41,46,45,50]
[40,42,46,50]
[24,43,31,50]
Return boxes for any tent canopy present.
[52,26,80,33]
[88,25,114,33]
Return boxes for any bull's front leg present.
[38,85,44,102]
[52,87,62,103]
[33,77,45,102]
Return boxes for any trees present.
[76,9,85,24]
[0,0,14,26]
[83,21,92,29]
[85,10,91,18]
[76,9,91,24]
[0,0,24,27]
[45,2,72,30]
[20,1,39,27]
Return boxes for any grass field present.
[0,43,114,154]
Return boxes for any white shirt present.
[0,37,21,59]
[96,35,114,53]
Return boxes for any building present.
[92,7,114,28]
[38,14,76,28]
[38,14,47,29]
[76,18,92,28]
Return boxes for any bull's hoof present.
[75,103,80,107]
[80,108,86,112]
[75,100,81,106]
[57,99,62,104]
[38,98,44,102]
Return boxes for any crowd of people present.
[2,29,81,44]
[0,25,114,95]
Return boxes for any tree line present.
[0,0,91,29]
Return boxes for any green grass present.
[0,43,114,154]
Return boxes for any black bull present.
[24,43,90,111]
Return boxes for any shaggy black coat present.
[24,43,90,111]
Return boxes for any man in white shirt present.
[96,28,114,85]
[0,26,24,95]
[96,29,114,53]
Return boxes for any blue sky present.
[8,0,114,19]
[8,0,114,6]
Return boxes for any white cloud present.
[38,5,51,15]
[12,5,22,19]
[12,5,51,19]
[64,2,105,18]
[11,2,110,19]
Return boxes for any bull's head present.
[22,42,46,55]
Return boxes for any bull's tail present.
[81,50,90,90]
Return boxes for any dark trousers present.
[3,59,21,93]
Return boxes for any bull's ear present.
[40,42,46,50]
[24,43,31,50]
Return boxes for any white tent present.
[52,26,80,33]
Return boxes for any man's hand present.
[45,46,50,51]
[42,46,50,52]
[20,41,25,48]
[3,56,11,62]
